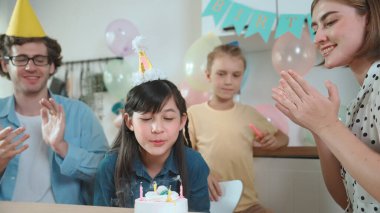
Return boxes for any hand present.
[272,70,341,133]
[250,124,284,150]
[255,132,280,150]
[40,98,68,157]
[208,172,222,201]
[249,123,263,139]
[0,126,29,173]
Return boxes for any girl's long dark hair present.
[111,79,189,207]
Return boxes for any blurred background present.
[0,0,359,146]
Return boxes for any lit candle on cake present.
[153,181,157,192]
[176,175,184,198]
[180,179,183,198]
[166,185,172,202]
[139,182,143,200]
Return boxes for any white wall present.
[254,157,343,213]
[0,1,12,31]
[25,0,201,86]
[0,1,14,98]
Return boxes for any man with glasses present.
[0,0,108,204]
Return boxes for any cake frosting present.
[134,185,188,213]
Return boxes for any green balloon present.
[103,60,134,99]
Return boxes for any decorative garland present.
[202,0,314,42]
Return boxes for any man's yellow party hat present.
[6,0,46,37]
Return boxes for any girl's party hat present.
[131,36,166,85]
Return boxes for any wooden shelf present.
[254,146,318,159]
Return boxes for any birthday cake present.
[134,185,188,213]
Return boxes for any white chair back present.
[210,180,243,213]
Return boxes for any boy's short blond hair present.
[206,44,247,73]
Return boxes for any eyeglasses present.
[3,55,50,66]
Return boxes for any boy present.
[187,44,288,213]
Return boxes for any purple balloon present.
[105,19,139,56]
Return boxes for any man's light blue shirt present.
[0,93,109,204]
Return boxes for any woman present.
[272,0,380,212]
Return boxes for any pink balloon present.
[105,19,140,57]
[254,104,289,135]
[179,82,210,107]
[271,28,316,76]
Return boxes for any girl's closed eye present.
[162,112,179,121]
[140,117,152,121]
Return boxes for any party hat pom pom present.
[132,36,145,52]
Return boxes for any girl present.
[272,0,380,212]
[94,79,210,212]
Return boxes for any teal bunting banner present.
[221,3,252,36]
[245,10,276,43]
[275,14,306,39]
[202,0,233,25]
[202,0,312,42]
